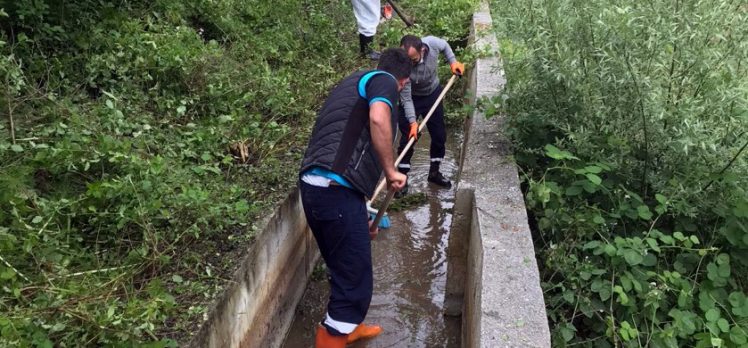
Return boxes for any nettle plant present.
[489,0,748,346]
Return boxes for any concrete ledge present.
[445,2,551,347]
[189,188,318,348]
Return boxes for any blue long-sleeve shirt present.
[400,36,457,123]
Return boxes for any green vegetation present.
[0,0,477,345]
[490,0,747,346]
[387,192,428,212]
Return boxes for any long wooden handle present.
[370,190,396,230]
[369,74,459,202]
[385,0,414,27]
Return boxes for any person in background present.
[352,0,383,60]
[395,34,465,197]
[298,48,411,347]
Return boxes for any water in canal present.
[282,130,462,348]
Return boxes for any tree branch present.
[702,131,748,192]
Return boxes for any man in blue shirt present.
[298,48,410,347]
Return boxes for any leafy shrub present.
[489,0,747,346]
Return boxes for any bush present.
[0,0,361,345]
[489,0,748,346]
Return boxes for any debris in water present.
[387,192,428,212]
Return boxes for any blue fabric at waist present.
[304,167,354,189]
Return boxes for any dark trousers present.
[300,181,372,335]
[397,85,447,174]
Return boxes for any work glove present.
[408,122,418,140]
[450,61,465,76]
[382,3,393,20]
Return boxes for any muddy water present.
[282,130,461,348]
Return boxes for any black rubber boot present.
[428,162,452,188]
[359,34,381,60]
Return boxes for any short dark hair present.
[377,48,412,79]
[400,35,423,51]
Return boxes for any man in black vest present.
[299,48,411,347]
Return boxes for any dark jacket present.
[300,70,399,197]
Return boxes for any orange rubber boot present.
[346,323,383,343]
[315,325,348,348]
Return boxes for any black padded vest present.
[299,70,398,197]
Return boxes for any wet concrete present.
[282,130,462,348]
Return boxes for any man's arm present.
[369,102,406,191]
[425,36,464,75]
[425,36,457,64]
[400,81,417,124]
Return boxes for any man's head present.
[377,48,412,92]
[400,35,424,66]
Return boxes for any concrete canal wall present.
[444,2,552,347]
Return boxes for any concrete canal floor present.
[282,130,462,348]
